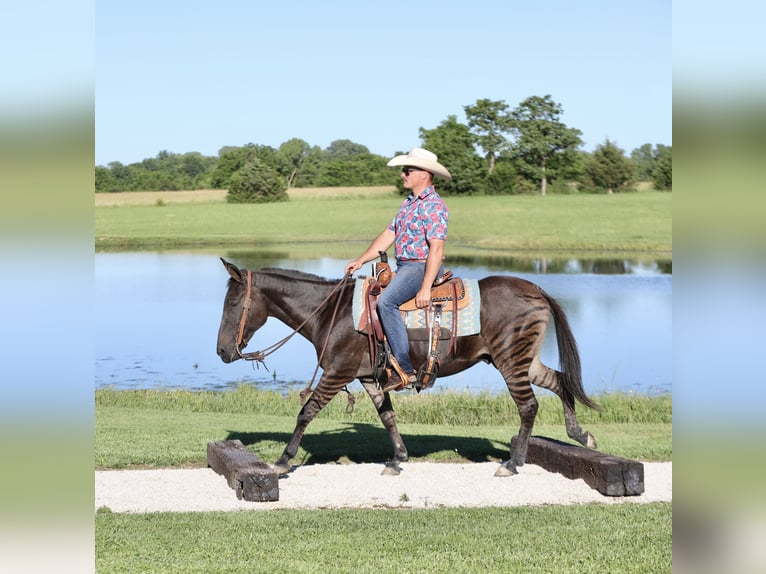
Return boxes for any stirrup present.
[416,360,439,392]
[382,370,416,393]
[383,355,415,392]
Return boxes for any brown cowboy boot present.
[382,355,417,392]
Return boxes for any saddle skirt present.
[351,276,481,337]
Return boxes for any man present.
[345,147,450,392]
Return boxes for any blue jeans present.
[377,260,441,374]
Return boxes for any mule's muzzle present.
[217,346,238,363]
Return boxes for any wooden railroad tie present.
[513,435,645,496]
[207,439,279,502]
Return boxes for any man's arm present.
[415,238,444,308]
[344,228,395,276]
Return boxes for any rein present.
[234,270,352,403]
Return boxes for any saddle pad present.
[352,277,481,337]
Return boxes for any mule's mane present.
[259,267,339,285]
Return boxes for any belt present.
[397,258,427,263]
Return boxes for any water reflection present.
[225,249,672,277]
[444,254,671,275]
[95,251,672,397]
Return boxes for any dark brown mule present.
[216,259,598,477]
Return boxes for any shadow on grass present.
[226,421,508,465]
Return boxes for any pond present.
[96,251,672,397]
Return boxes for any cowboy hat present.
[387,147,452,180]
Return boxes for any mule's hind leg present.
[360,379,408,475]
[529,357,597,448]
[563,398,597,448]
[496,384,538,476]
[494,359,539,477]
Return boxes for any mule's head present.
[216,258,269,363]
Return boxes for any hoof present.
[585,432,597,449]
[382,462,401,476]
[494,464,518,477]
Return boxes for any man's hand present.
[344,260,362,277]
[344,229,395,278]
[415,286,432,308]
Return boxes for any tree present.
[180,152,209,179]
[629,143,672,190]
[305,140,388,186]
[95,166,117,192]
[316,152,390,186]
[323,139,370,160]
[508,95,583,196]
[276,138,314,188]
[210,145,255,189]
[464,99,512,175]
[585,139,636,193]
[290,145,323,187]
[484,160,517,195]
[631,143,655,181]
[226,157,288,203]
[106,161,139,191]
[652,145,672,190]
[418,115,485,195]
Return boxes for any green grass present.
[95,190,671,253]
[96,386,671,425]
[96,504,672,573]
[95,388,671,468]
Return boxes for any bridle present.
[232,269,352,403]
[234,270,257,361]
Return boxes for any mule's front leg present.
[273,397,322,475]
[360,380,408,475]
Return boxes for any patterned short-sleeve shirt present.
[388,186,449,260]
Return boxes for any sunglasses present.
[402,166,424,176]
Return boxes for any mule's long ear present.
[221,257,244,283]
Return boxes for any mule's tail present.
[542,289,600,411]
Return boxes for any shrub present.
[226,157,288,203]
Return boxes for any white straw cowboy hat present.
[387,147,452,180]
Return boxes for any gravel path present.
[96,461,671,513]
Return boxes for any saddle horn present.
[375,251,392,287]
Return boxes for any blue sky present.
[95,0,671,166]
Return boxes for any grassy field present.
[96,503,671,573]
[95,187,672,254]
[94,186,397,206]
[94,188,228,206]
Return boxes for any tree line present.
[96,94,671,202]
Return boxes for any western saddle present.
[362,252,467,391]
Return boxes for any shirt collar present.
[408,185,435,201]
